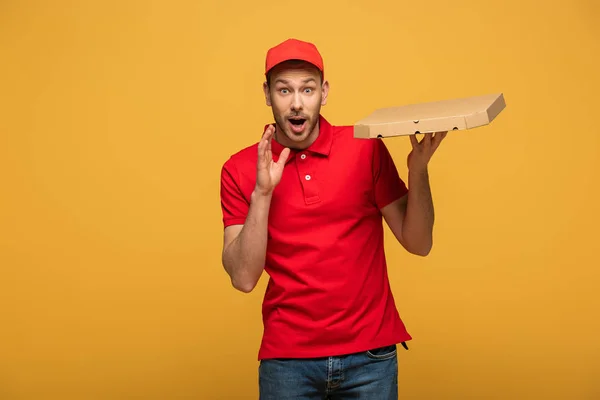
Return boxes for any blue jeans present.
[258,344,399,399]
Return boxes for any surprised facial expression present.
[264,60,329,149]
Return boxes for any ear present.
[321,80,330,106]
[263,81,272,106]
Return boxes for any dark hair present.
[266,59,323,87]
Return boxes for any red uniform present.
[220,115,412,360]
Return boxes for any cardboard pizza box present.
[353,93,506,139]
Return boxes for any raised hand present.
[408,131,447,172]
[255,125,291,196]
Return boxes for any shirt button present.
[305,174,311,181]
[300,154,307,160]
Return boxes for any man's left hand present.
[407,131,447,172]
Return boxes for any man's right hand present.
[255,124,291,196]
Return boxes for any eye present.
[280,88,289,94]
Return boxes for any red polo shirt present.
[220,115,412,360]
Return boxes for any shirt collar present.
[265,115,333,161]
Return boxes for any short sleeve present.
[372,139,408,209]
[220,160,249,227]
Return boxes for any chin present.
[276,117,317,146]
[284,131,310,143]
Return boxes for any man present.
[219,38,446,399]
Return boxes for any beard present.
[273,109,320,147]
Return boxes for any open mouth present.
[288,117,307,133]
[289,118,306,126]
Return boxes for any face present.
[263,61,329,149]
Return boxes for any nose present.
[291,92,303,112]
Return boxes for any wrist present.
[252,187,273,200]
[409,165,429,177]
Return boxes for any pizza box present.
[353,93,506,139]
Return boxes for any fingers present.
[257,133,266,156]
[258,125,275,166]
[266,125,275,153]
[432,131,447,152]
[410,134,418,148]
[411,131,447,148]
[424,133,433,149]
[410,133,432,149]
[261,124,274,142]
[277,147,291,167]
[257,141,267,168]
[410,133,431,148]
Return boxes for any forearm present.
[402,167,434,255]
[222,190,272,292]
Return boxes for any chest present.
[268,148,377,231]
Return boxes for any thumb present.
[277,147,291,166]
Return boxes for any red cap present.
[265,38,324,77]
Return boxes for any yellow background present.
[1,0,599,399]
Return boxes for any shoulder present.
[330,122,381,155]
[221,142,258,175]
